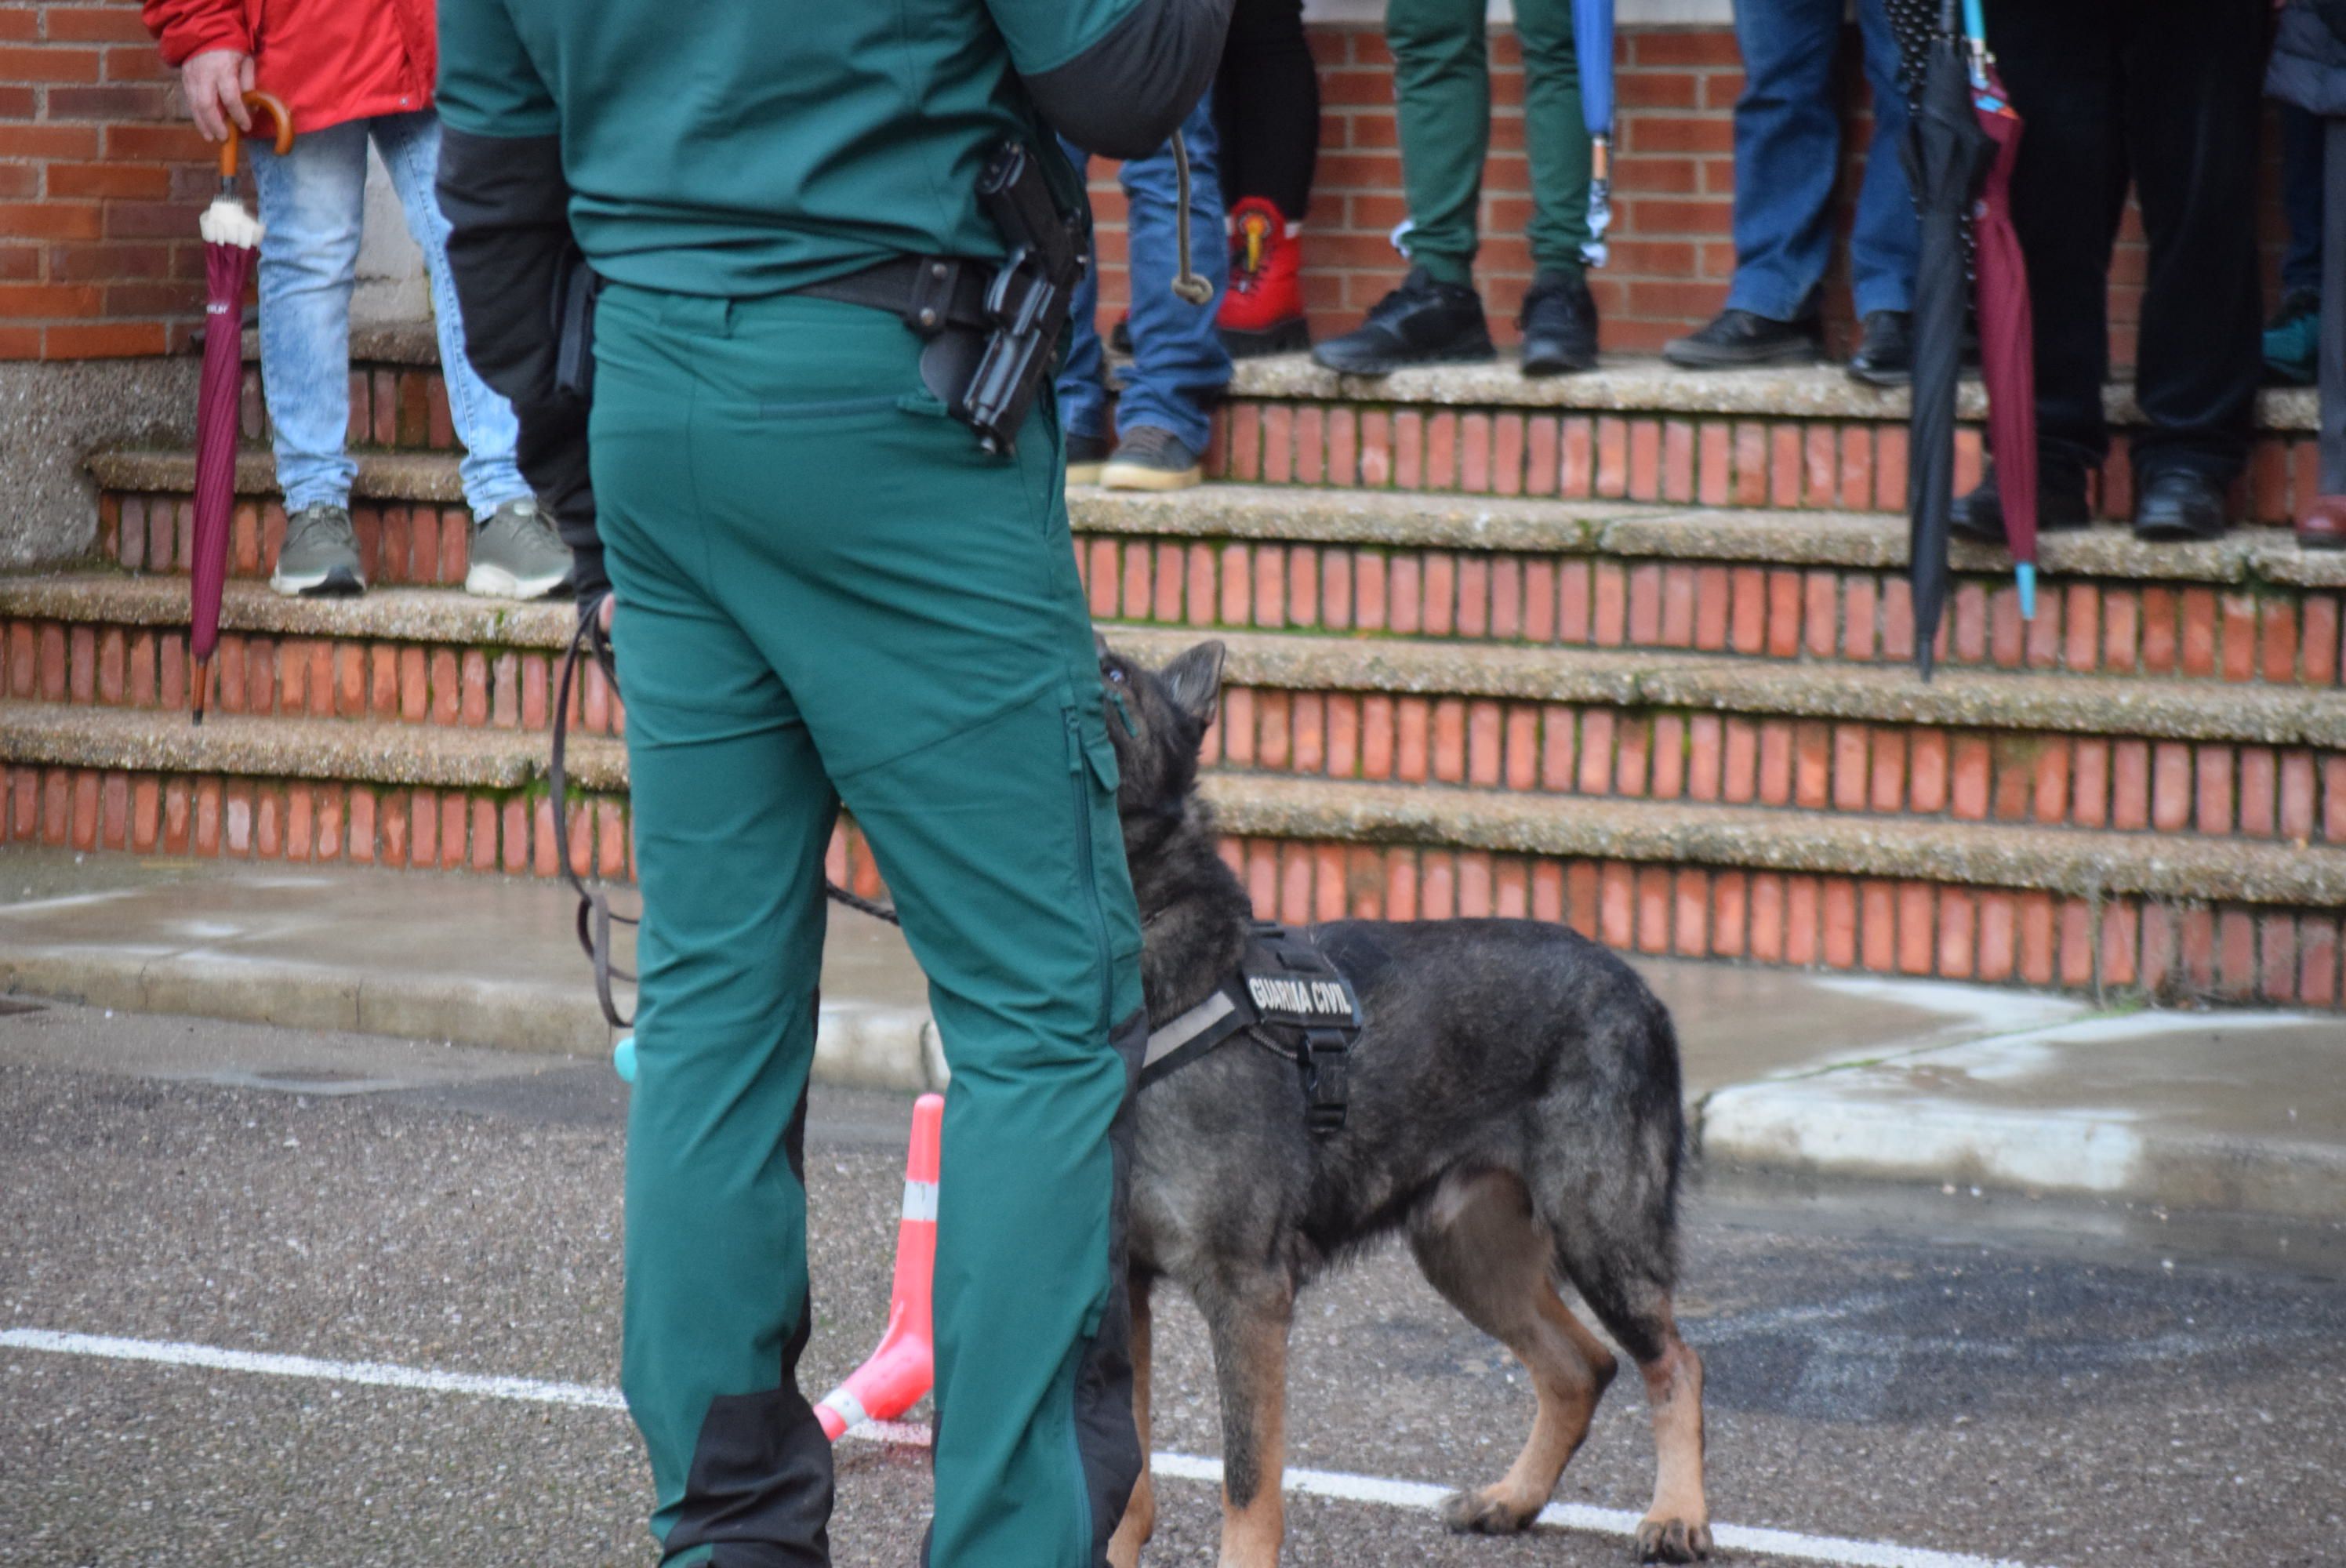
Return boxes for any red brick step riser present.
[1199,688,2346,848]
[1205,402,2311,528]
[7,757,2338,1013]
[13,612,2341,848]
[253,358,2317,527]
[94,488,2346,688]
[1073,532,2344,688]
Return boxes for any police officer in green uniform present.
[431,0,1226,1560]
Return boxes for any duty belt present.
[1140,922,1364,1135]
[797,255,995,337]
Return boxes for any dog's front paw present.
[1440,1486,1538,1535]
[1632,1515,1712,1563]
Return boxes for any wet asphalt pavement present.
[2,1002,2342,1568]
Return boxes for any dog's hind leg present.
[1409,1168,1618,1535]
[1552,1220,1710,1564]
[1107,1272,1156,1568]
[1200,1276,1295,1568]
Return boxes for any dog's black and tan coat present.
[1100,640,1713,1567]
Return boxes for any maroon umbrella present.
[191,93,292,724]
[1966,31,2039,618]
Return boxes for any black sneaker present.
[1663,307,1824,370]
[1099,425,1202,492]
[1311,268,1494,376]
[1519,269,1598,376]
[1948,459,2092,545]
[1066,432,1113,487]
[2133,469,2228,543]
[1846,310,1912,388]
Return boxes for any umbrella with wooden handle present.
[190,90,293,725]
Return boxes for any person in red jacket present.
[143,0,572,601]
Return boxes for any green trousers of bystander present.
[1386,0,1596,285]
[590,281,1147,1568]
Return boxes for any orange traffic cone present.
[816,1091,942,1440]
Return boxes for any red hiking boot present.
[1218,196,1309,358]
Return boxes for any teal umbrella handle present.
[2015,563,2036,621]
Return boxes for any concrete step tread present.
[0,699,627,793]
[12,575,2342,745]
[7,696,2337,903]
[2,573,576,651]
[1200,773,2346,907]
[87,448,2346,590]
[1228,354,2321,434]
[1076,483,2346,588]
[1111,625,2346,747]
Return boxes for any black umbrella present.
[1899,0,1992,680]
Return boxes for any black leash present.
[548,603,902,1034]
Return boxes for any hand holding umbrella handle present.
[216,92,293,185]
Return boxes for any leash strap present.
[547,600,906,1033]
[550,604,637,1030]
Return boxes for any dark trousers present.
[2284,103,2326,303]
[1215,0,1320,219]
[1985,0,2264,487]
[2322,118,2346,494]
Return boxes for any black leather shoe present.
[1312,268,1495,376]
[1846,310,1912,388]
[1519,268,1598,376]
[1663,307,1824,369]
[2133,469,2228,543]
[1948,459,2092,545]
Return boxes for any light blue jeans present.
[1725,0,1916,322]
[248,111,531,518]
[1057,93,1232,458]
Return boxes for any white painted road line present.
[3,1327,2032,1568]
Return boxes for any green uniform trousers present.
[1387,0,1594,285]
[590,281,1148,1568]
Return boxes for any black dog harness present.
[1140,922,1364,1134]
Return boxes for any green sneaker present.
[270,503,365,597]
[2264,290,2319,387]
[465,498,574,601]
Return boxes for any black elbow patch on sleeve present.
[435,125,568,234]
[1023,0,1234,159]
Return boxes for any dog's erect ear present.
[1160,641,1227,728]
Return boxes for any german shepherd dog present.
[1098,638,1712,1568]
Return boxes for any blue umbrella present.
[1576,0,1615,267]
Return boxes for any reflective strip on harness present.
[1137,923,1364,1134]
[1143,989,1238,1073]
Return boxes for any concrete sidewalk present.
[0,849,2337,1218]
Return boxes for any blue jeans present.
[1057,94,1232,458]
[1726,0,1916,322]
[248,111,532,518]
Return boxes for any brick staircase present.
[6,328,2344,1011]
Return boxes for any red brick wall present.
[1092,23,2293,361]
[0,11,2297,364]
[0,0,212,359]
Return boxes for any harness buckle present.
[1302,1026,1349,1135]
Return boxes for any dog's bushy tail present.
[1537,985,1687,1367]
